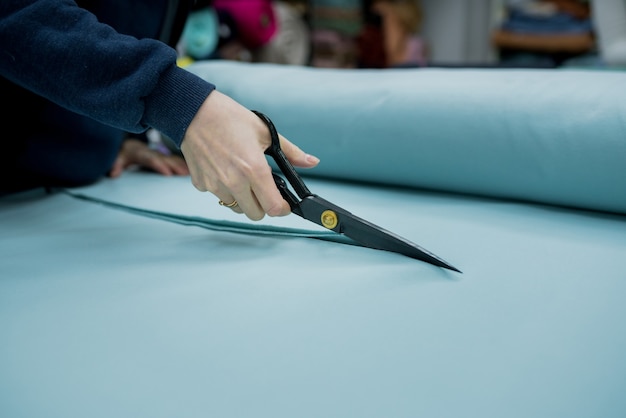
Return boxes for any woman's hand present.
[108,138,189,178]
[180,90,320,221]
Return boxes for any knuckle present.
[266,202,286,217]
[190,177,205,191]
[246,211,265,221]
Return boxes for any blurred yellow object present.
[177,56,195,68]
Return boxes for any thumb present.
[279,134,320,169]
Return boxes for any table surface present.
[1,171,625,418]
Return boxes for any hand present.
[108,138,189,178]
[180,90,320,221]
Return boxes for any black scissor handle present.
[272,172,301,213]
[253,110,311,199]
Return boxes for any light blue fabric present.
[3,60,626,417]
[1,172,626,418]
[187,61,626,215]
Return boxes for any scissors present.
[254,111,461,273]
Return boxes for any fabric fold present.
[64,188,357,245]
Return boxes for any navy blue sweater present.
[0,0,216,147]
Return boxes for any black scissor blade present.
[341,213,462,273]
[297,195,461,273]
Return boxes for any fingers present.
[108,155,125,178]
[186,158,289,221]
[211,143,309,220]
[144,154,189,176]
[248,165,291,218]
[181,91,317,221]
[168,157,190,175]
[211,164,289,220]
[217,197,243,214]
[279,134,320,168]
[110,138,190,178]
[145,157,173,176]
[134,144,189,176]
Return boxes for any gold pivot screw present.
[321,210,338,229]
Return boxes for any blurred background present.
[177,0,626,69]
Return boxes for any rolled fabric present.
[187,61,626,215]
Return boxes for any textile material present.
[1,171,626,417]
[187,61,626,215]
[3,60,626,417]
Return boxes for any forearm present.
[0,0,215,144]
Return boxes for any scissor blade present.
[297,195,461,273]
[341,213,462,273]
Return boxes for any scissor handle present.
[253,110,311,198]
[272,172,304,215]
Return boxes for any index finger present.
[251,164,291,217]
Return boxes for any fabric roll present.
[188,61,626,215]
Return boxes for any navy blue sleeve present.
[0,0,215,146]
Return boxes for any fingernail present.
[306,154,320,164]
